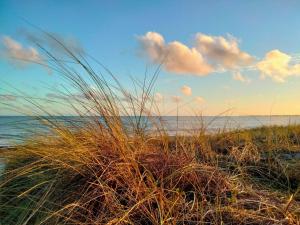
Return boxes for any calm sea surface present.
[1,115,300,147]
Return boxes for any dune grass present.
[0,33,300,224]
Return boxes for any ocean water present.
[0,116,41,147]
[1,115,300,147]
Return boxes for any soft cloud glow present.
[232,71,251,83]
[138,32,214,76]
[257,49,300,82]
[25,32,85,56]
[139,32,300,84]
[1,36,41,67]
[195,96,205,104]
[195,33,254,69]
[154,92,163,102]
[138,32,254,77]
[181,85,192,96]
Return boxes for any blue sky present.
[2,0,300,115]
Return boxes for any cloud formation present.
[195,96,205,104]
[181,85,192,96]
[138,32,253,76]
[1,36,41,67]
[154,92,163,102]
[25,32,85,56]
[257,49,300,82]
[138,32,213,76]
[232,71,251,83]
[195,33,254,69]
[139,32,300,83]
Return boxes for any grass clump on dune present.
[0,33,300,224]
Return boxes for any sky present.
[2,0,300,116]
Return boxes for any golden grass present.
[0,33,300,224]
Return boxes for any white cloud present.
[195,33,254,69]
[154,92,163,102]
[138,32,214,76]
[22,30,85,55]
[232,71,251,83]
[195,96,205,104]
[138,32,300,84]
[181,85,192,96]
[257,49,300,82]
[1,36,41,67]
[138,32,254,77]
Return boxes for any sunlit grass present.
[0,33,300,224]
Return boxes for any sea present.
[1,115,300,147]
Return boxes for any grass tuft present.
[0,33,300,224]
